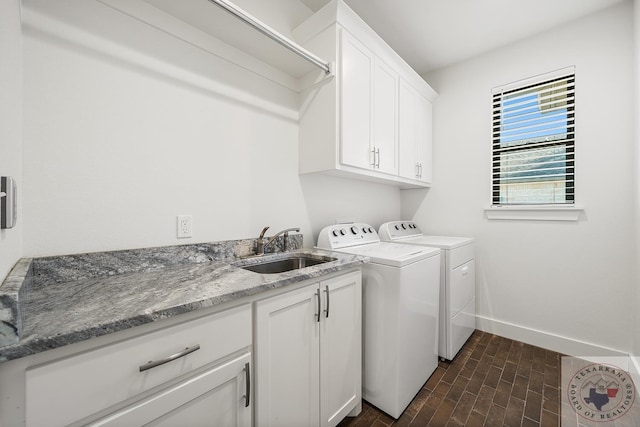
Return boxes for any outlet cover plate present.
[177,215,192,238]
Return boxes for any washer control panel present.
[317,223,380,249]
[378,221,423,241]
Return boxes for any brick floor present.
[338,330,562,427]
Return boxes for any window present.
[492,68,575,205]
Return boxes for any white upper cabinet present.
[340,30,398,176]
[340,31,374,171]
[417,93,434,184]
[372,55,399,176]
[399,78,433,184]
[398,80,418,180]
[294,0,436,188]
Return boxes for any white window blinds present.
[492,67,575,205]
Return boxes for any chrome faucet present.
[257,226,300,255]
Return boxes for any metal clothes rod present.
[207,0,332,75]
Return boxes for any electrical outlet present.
[177,215,192,238]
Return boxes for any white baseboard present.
[476,315,628,357]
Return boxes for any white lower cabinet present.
[9,271,363,427]
[255,271,362,427]
[91,352,251,427]
[24,304,252,427]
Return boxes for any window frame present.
[491,67,576,207]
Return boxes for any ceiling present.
[300,0,626,74]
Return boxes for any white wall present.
[19,0,400,258]
[405,1,635,356]
[0,0,23,280]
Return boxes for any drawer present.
[449,243,475,270]
[25,304,251,427]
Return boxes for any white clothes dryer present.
[379,221,476,361]
[317,223,440,419]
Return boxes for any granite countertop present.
[0,237,366,363]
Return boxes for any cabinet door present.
[26,304,251,427]
[91,352,251,427]
[255,285,320,427]
[416,94,433,183]
[320,272,362,427]
[372,59,398,175]
[340,30,373,170]
[398,79,418,179]
[398,79,433,183]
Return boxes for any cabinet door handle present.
[323,285,330,318]
[139,344,200,372]
[244,362,251,408]
[419,163,423,178]
[370,148,376,167]
[315,289,321,322]
[415,163,419,177]
[375,148,380,168]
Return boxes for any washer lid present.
[399,235,475,250]
[331,241,440,267]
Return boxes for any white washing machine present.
[379,221,476,361]
[317,223,440,419]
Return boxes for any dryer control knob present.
[332,230,339,237]
[339,229,346,236]
[394,225,400,230]
[401,224,407,229]
[368,227,374,233]
[350,226,358,234]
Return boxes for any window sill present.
[484,205,584,221]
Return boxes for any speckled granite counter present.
[0,237,365,363]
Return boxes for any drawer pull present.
[139,344,201,372]
[315,289,321,322]
[244,362,251,408]
[324,285,330,318]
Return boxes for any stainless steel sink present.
[238,255,336,274]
